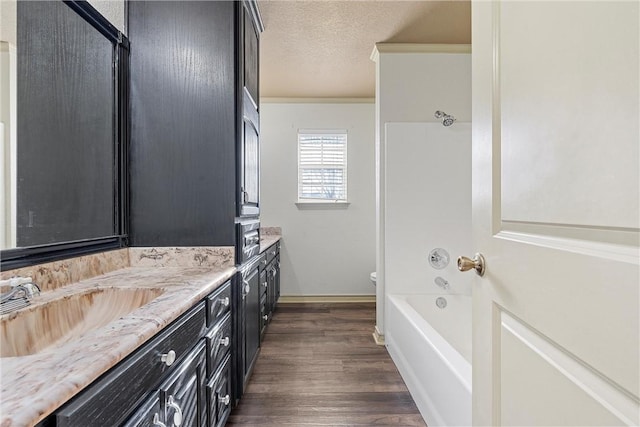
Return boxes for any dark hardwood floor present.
[229,303,427,426]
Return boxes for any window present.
[298,130,347,202]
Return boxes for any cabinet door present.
[274,255,281,304]
[121,393,162,427]
[242,265,261,386]
[260,296,267,339]
[206,355,233,427]
[160,341,207,427]
[238,2,260,218]
[239,117,259,216]
[243,5,259,108]
[270,264,277,316]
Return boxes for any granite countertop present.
[259,235,281,254]
[0,264,236,427]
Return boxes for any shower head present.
[442,116,456,126]
[434,110,456,127]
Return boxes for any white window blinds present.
[298,130,347,201]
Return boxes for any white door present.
[471,2,639,426]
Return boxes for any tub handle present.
[457,253,486,277]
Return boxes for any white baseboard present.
[373,326,385,345]
[278,295,376,303]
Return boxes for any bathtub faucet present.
[434,276,450,290]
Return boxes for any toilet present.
[370,272,377,286]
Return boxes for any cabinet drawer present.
[207,280,231,328]
[206,312,232,376]
[56,303,206,427]
[207,354,232,427]
[258,252,267,269]
[121,392,161,427]
[265,243,278,264]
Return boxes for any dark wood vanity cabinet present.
[261,242,281,330]
[55,304,207,427]
[48,280,234,427]
[128,0,263,247]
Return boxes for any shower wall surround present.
[372,44,472,335]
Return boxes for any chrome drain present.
[435,297,447,309]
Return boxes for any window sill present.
[295,201,351,210]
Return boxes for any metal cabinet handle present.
[457,253,486,277]
[218,394,231,406]
[262,281,267,288]
[218,336,230,347]
[242,280,250,299]
[262,315,268,321]
[167,395,183,427]
[160,350,176,367]
[245,236,259,245]
[152,414,167,427]
[219,296,230,307]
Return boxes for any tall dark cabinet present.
[128,0,262,247]
[239,5,261,217]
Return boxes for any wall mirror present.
[0,0,128,270]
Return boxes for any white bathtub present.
[386,294,472,426]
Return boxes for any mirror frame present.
[1,1,129,271]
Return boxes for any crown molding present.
[261,97,375,104]
[371,43,472,62]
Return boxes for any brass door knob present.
[457,253,486,277]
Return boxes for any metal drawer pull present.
[152,413,167,427]
[218,336,230,347]
[262,281,267,288]
[167,395,183,427]
[160,350,176,367]
[218,394,231,406]
[242,280,250,299]
[219,296,230,307]
[262,315,268,321]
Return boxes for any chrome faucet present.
[1,283,41,303]
[434,276,450,290]
[0,278,40,315]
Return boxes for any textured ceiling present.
[259,0,471,98]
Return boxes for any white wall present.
[260,102,376,296]
[373,46,471,335]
